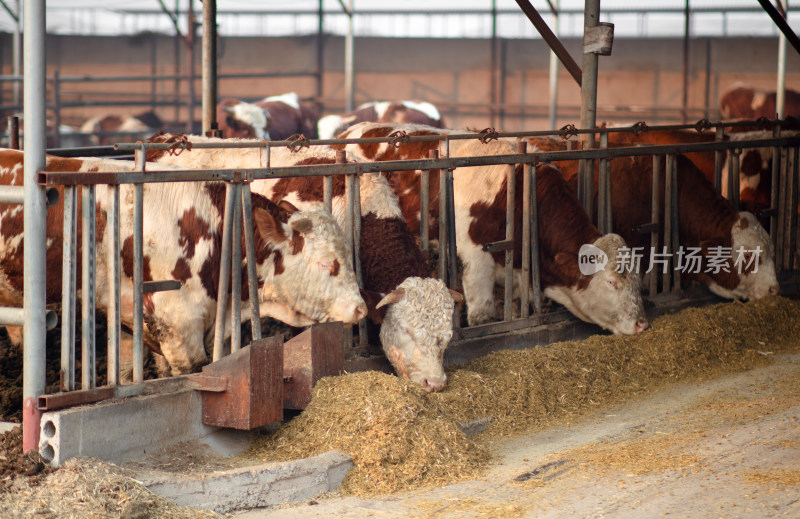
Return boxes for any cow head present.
[254,207,367,326]
[219,101,270,140]
[375,277,461,392]
[706,212,779,300]
[546,233,649,335]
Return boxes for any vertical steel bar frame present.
[52,70,61,148]
[212,182,236,361]
[446,166,459,327]
[520,142,530,319]
[421,149,436,252]
[598,131,609,233]
[323,176,333,214]
[778,146,789,274]
[61,186,77,391]
[105,182,121,386]
[530,158,542,314]
[241,183,262,342]
[729,149,741,211]
[9,116,20,149]
[771,125,782,250]
[784,146,798,271]
[714,126,724,194]
[81,184,96,390]
[504,153,515,322]
[230,183,243,354]
[201,0,217,134]
[650,155,661,297]
[353,174,367,345]
[663,155,674,294]
[22,0,47,454]
[670,155,681,292]
[133,146,145,383]
[438,148,449,283]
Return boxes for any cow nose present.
[769,285,780,296]
[355,302,368,322]
[422,376,446,393]
[635,319,649,333]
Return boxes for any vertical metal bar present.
[439,143,449,283]
[323,175,333,214]
[230,183,243,354]
[12,0,21,106]
[704,38,711,119]
[548,0,561,130]
[778,146,789,274]
[173,0,181,122]
[499,38,507,129]
[650,155,661,297]
[771,124,782,248]
[353,174,367,345]
[579,0,599,215]
[81,184,96,390]
[344,0,355,112]
[776,0,788,118]
[316,0,324,104]
[106,183,121,386]
[186,1,196,133]
[22,0,47,455]
[420,150,435,252]
[213,182,235,361]
[784,146,797,271]
[133,146,145,383]
[729,149,741,211]
[446,166,459,327]
[681,0,690,123]
[490,0,498,128]
[663,154,674,294]
[520,142,530,319]
[530,158,542,314]
[51,70,61,148]
[344,173,355,268]
[504,155,515,322]
[598,131,609,233]
[60,186,77,392]
[201,0,217,134]
[241,183,262,342]
[670,155,680,292]
[714,126,724,194]
[151,37,157,112]
[9,116,19,149]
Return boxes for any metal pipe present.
[670,155,680,292]
[420,150,435,252]
[663,154,674,293]
[530,159,542,314]
[316,0,324,103]
[323,175,333,213]
[9,115,19,149]
[106,183,121,386]
[579,0,600,216]
[133,146,145,383]
[681,0,690,123]
[598,130,609,232]
[353,174,367,345]
[771,124,782,249]
[650,155,661,296]
[520,142,530,318]
[230,182,242,353]
[714,126,724,194]
[445,165,459,326]
[548,0,560,129]
[52,70,61,148]
[213,182,235,361]
[490,0,498,128]
[241,182,262,342]
[777,146,789,274]
[704,38,711,119]
[730,149,741,211]
[61,186,77,391]
[784,146,797,271]
[201,0,217,134]
[344,0,355,112]
[439,142,449,283]
[504,151,515,321]
[186,0,197,133]
[776,0,788,118]
[81,184,97,391]
[12,0,20,105]
[514,0,582,85]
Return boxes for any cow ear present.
[278,200,299,214]
[289,217,313,234]
[253,207,287,243]
[448,288,464,303]
[376,288,405,309]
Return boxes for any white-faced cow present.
[80,111,164,146]
[334,122,649,335]
[217,92,320,141]
[524,136,780,301]
[144,132,462,391]
[317,100,445,139]
[0,149,366,378]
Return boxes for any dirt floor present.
[234,350,800,519]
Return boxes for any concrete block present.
[138,450,353,514]
[39,389,214,467]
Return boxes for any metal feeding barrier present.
[24,118,800,414]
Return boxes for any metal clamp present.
[558,123,578,140]
[388,130,410,148]
[693,118,713,133]
[477,127,500,144]
[285,134,310,152]
[631,121,649,136]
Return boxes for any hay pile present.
[247,296,800,496]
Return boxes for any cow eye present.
[317,260,333,271]
[607,279,618,289]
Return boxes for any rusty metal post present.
[439,144,449,283]
[186,1,197,133]
[353,174,367,346]
[650,155,661,297]
[663,154,674,294]
[598,131,609,233]
[670,155,680,292]
[784,146,798,271]
[8,116,19,149]
[519,142,530,318]
[504,152,515,322]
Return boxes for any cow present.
[317,100,445,139]
[719,83,800,120]
[0,149,366,378]
[334,122,649,335]
[217,92,320,141]
[80,111,165,146]
[144,132,463,391]
[523,136,780,301]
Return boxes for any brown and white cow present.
[335,122,649,335]
[217,92,320,141]
[0,149,366,377]
[317,100,445,139]
[524,137,780,301]
[145,132,462,391]
[80,111,165,146]
[720,83,800,120]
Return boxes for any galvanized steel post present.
[579,0,601,215]
[133,146,146,383]
[730,148,741,211]
[230,182,243,353]
[241,183,262,342]
[504,152,515,322]
[22,0,47,454]
[530,158,542,314]
[201,0,217,135]
[105,182,121,385]
[714,126,725,193]
[650,155,661,297]
[213,182,236,361]
[519,142,530,318]
[60,185,77,391]
[663,154,674,293]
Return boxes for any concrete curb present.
[136,450,353,514]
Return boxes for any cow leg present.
[4,325,23,347]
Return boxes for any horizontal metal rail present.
[41,136,800,187]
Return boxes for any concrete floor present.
[233,351,800,519]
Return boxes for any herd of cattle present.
[0,83,791,393]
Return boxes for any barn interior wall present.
[0,32,797,131]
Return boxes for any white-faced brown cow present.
[217,92,320,141]
[0,149,366,378]
[317,100,445,140]
[720,83,800,120]
[524,136,780,301]
[334,122,649,335]
[145,132,462,391]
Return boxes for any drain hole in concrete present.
[40,443,55,462]
[42,420,56,438]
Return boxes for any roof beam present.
[514,0,581,85]
[757,0,800,56]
